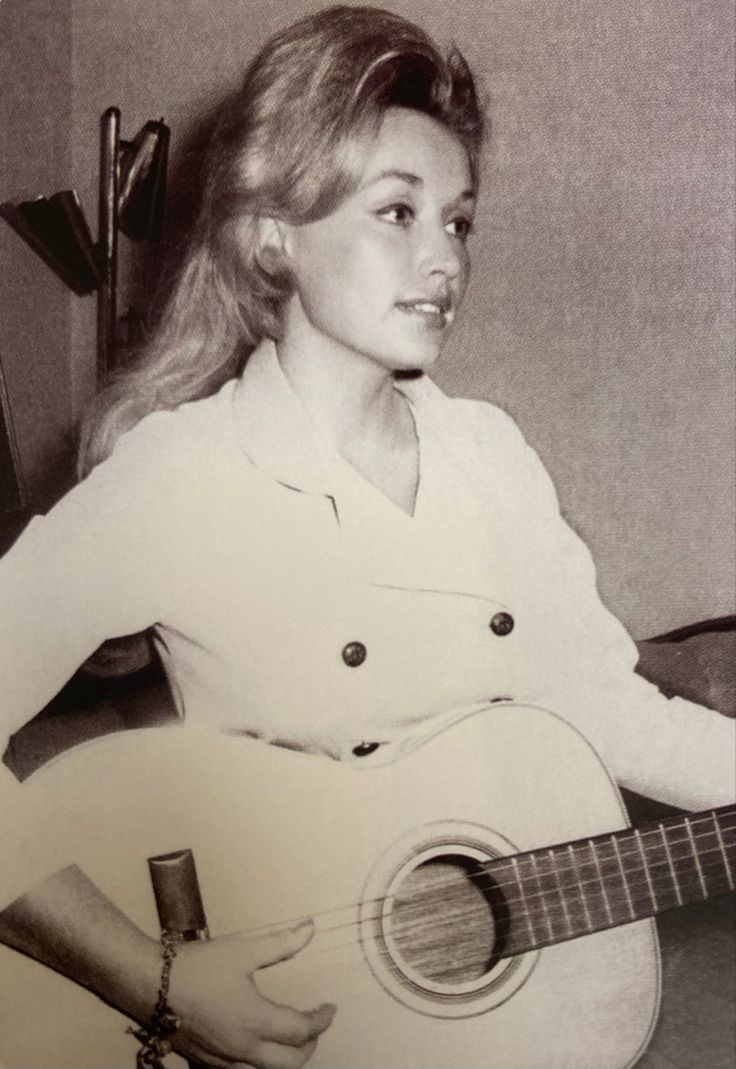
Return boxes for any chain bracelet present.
[127,930,183,1069]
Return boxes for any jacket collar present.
[230,338,444,498]
[229,340,513,606]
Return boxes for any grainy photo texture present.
[0,3,734,1068]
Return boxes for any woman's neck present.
[274,325,420,515]
[275,330,403,454]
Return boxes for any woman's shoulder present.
[115,378,238,456]
[62,379,244,529]
[417,375,532,450]
[414,376,557,500]
[104,378,240,486]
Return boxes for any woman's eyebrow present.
[362,168,476,202]
[363,168,422,188]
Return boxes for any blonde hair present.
[79,5,485,475]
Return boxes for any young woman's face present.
[279,107,476,373]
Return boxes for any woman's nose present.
[417,223,464,282]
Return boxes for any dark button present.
[489,612,514,636]
[342,641,367,667]
[352,741,380,757]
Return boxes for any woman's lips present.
[396,299,454,329]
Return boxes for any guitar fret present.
[511,855,537,945]
[659,824,682,905]
[614,834,656,916]
[634,826,680,913]
[549,847,573,936]
[528,852,556,942]
[587,839,633,927]
[685,819,708,898]
[634,829,658,911]
[611,835,635,920]
[699,855,733,885]
[647,828,714,906]
[570,841,611,928]
[713,813,735,890]
[567,844,593,931]
[663,838,723,872]
[588,839,613,924]
[480,806,735,958]
[661,837,708,861]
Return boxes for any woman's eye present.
[446,216,474,242]
[378,203,415,226]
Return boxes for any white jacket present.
[1,340,733,906]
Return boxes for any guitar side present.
[0,705,660,1069]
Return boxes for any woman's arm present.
[468,400,736,809]
[0,866,335,1069]
[535,485,736,809]
[0,411,186,755]
[1,726,338,1068]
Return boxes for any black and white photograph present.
[0,2,734,1067]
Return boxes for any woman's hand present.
[169,920,336,1069]
[0,868,334,1069]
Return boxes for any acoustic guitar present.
[1,704,733,1068]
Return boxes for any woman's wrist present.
[93,919,166,1027]
[0,865,164,1028]
[126,931,184,1065]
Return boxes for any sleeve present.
[541,505,734,810]
[483,407,735,811]
[0,416,173,757]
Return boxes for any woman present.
[0,6,733,1068]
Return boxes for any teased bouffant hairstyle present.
[80,5,485,473]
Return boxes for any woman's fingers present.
[247,919,337,1046]
[244,1036,320,1069]
[261,999,336,1047]
[249,919,316,970]
[167,923,336,1067]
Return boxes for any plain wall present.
[0,0,75,504]
[3,0,735,637]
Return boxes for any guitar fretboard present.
[484,805,735,956]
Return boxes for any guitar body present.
[1,705,660,1068]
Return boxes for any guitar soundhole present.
[389,854,506,985]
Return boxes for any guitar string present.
[216,858,736,988]
[223,813,735,943]
[236,814,736,977]
[228,815,736,933]
[283,854,733,980]
[367,842,733,911]
[219,819,734,951]
[317,830,736,911]
[292,848,734,959]
[464,818,735,884]
[292,844,736,970]
[218,818,736,945]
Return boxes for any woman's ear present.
[247,216,294,280]
[256,216,292,257]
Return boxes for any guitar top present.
[1,704,733,1069]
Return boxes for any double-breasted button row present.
[341,611,514,758]
[342,614,513,671]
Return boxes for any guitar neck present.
[485,804,735,956]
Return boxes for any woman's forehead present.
[354,108,475,200]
